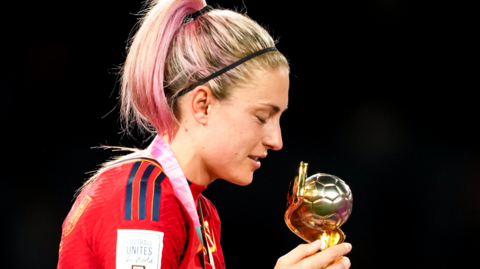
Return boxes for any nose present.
[264,124,283,151]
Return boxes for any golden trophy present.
[285,162,353,250]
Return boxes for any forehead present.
[229,68,289,111]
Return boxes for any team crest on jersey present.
[204,220,217,253]
[64,195,92,236]
[197,220,217,255]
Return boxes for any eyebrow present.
[259,103,288,113]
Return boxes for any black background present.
[2,0,479,268]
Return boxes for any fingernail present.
[344,243,352,250]
[311,240,321,249]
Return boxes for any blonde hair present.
[121,0,289,141]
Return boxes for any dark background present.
[2,0,478,268]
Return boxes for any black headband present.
[175,47,278,98]
[183,5,214,24]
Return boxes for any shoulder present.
[106,156,164,175]
[102,157,183,218]
[80,156,182,223]
[96,156,168,190]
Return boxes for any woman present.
[57,0,352,268]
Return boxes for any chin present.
[224,173,254,186]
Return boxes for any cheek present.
[214,132,245,159]
[206,108,260,160]
[211,115,243,146]
[201,126,238,159]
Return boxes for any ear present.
[189,85,215,125]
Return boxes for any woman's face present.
[200,68,289,185]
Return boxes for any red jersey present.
[58,157,225,269]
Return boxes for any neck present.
[161,132,214,187]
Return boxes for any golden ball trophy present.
[285,162,353,250]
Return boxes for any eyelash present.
[256,116,267,124]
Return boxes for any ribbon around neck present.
[147,135,203,243]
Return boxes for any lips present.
[248,152,267,160]
[248,154,267,170]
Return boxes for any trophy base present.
[285,202,345,250]
[315,229,345,250]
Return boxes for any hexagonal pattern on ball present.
[298,173,353,230]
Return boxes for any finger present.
[277,240,324,265]
[325,257,351,269]
[300,243,352,269]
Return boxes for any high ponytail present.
[121,0,206,141]
[121,0,289,142]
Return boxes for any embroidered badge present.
[64,195,92,236]
[204,220,216,253]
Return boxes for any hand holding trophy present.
[285,162,353,250]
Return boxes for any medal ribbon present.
[147,135,203,243]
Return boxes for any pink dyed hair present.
[121,0,289,142]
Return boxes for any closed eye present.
[256,116,267,124]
